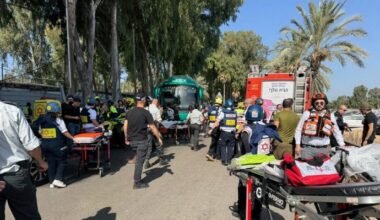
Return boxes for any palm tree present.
[271,0,367,95]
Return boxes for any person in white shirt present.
[144,99,166,168]
[0,101,48,219]
[80,98,101,132]
[294,93,345,160]
[186,105,204,150]
[148,99,162,123]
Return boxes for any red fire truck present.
[245,72,311,115]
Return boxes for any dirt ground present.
[4,137,294,220]
[343,128,380,146]
[4,132,378,220]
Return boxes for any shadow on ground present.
[64,147,130,185]
[82,207,116,220]
[143,164,174,184]
[62,141,181,186]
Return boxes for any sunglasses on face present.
[314,101,325,106]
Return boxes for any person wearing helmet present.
[240,104,265,154]
[255,98,267,123]
[295,93,345,160]
[107,100,119,119]
[80,98,101,132]
[208,99,237,166]
[33,102,74,188]
[205,96,223,161]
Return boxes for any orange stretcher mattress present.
[74,132,103,144]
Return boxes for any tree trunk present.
[223,83,226,103]
[70,0,101,102]
[147,59,154,96]
[110,0,120,101]
[138,31,150,95]
[64,0,75,95]
[92,71,98,95]
[83,0,99,100]
[69,0,85,100]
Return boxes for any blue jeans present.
[67,122,80,135]
[67,122,80,146]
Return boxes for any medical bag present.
[282,154,340,186]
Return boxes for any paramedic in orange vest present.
[294,93,345,160]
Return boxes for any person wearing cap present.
[360,104,377,146]
[0,101,48,219]
[62,96,81,141]
[33,102,74,188]
[80,98,101,132]
[294,93,345,160]
[124,93,163,189]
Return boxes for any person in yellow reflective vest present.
[235,102,245,131]
[32,102,74,188]
[107,100,120,119]
[205,96,223,161]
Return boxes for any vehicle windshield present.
[160,85,198,109]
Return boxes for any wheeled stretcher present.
[231,166,380,220]
[72,132,111,177]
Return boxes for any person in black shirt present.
[330,104,348,147]
[124,93,163,189]
[334,104,349,133]
[360,104,377,146]
[62,96,81,138]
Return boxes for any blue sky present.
[221,0,380,100]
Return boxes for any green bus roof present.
[159,75,201,88]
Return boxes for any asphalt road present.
[5,137,291,220]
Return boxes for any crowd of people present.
[1,91,378,219]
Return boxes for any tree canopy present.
[201,31,268,100]
[0,0,244,100]
[268,0,367,95]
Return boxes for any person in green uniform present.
[272,98,299,159]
